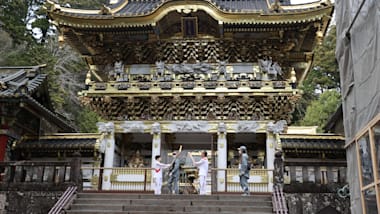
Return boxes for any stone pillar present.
[267,120,287,192]
[151,123,161,190]
[266,132,275,192]
[217,123,227,192]
[97,122,115,190]
[70,151,82,190]
[151,122,161,168]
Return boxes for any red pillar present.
[0,125,8,161]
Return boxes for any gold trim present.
[23,133,103,140]
[83,81,298,97]
[280,134,345,140]
[112,120,270,133]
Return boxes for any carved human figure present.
[114,61,124,74]
[258,58,282,80]
[258,58,272,73]
[228,150,239,168]
[128,150,145,168]
[156,61,165,76]
[290,68,297,89]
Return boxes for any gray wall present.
[335,0,380,213]
[286,193,350,214]
[0,191,63,214]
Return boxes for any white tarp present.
[335,0,380,213]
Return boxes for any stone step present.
[74,198,272,206]
[67,193,274,214]
[70,204,272,213]
[123,205,273,213]
[77,193,271,201]
[66,211,273,214]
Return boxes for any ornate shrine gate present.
[46,0,333,194]
[86,120,286,193]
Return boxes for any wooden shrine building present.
[45,0,342,194]
[0,65,75,161]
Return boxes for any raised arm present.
[188,153,203,166]
[156,162,171,169]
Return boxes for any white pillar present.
[151,123,161,190]
[217,123,227,192]
[266,120,287,192]
[266,132,275,192]
[151,122,161,168]
[97,122,115,190]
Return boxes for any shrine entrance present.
[226,133,267,169]
[161,133,214,194]
[89,121,277,193]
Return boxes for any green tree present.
[292,25,340,124]
[0,0,103,131]
[77,107,102,133]
[0,0,31,44]
[300,90,341,132]
[311,26,340,92]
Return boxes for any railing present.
[272,185,288,214]
[91,80,293,92]
[82,167,273,193]
[48,186,77,214]
[0,161,70,182]
[0,161,81,191]
[283,164,347,193]
[82,167,152,191]
[211,168,272,193]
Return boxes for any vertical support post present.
[267,120,287,193]
[70,151,82,190]
[217,123,227,192]
[151,123,161,168]
[0,126,9,161]
[266,132,275,192]
[151,122,161,190]
[97,122,115,190]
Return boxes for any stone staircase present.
[65,193,273,214]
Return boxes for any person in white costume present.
[153,155,171,195]
[188,151,209,195]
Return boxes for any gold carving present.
[219,178,225,184]
[91,175,99,186]
[110,173,117,182]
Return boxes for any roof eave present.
[47,1,333,28]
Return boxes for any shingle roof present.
[110,0,319,16]
[280,135,345,150]
[0,66,47,97]
[15,134,102,152]
[0,65,75,132]
[50,0,331,19]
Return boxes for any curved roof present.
[46,0,333,27]
[0,65,75,132]
[0,66,47,97]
